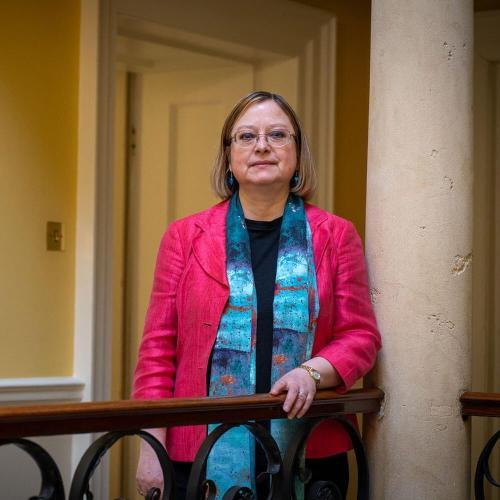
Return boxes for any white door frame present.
[72,0,116,497]
[74,0,336,496]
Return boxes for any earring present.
[226,170,235,189]
[291,170,300,188]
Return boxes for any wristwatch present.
[298,364,321,388]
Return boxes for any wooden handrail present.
[460,391,500,418]
[0,388,383,439]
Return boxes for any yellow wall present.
[332,3,371,241]
[298,0,371,240]
[0,2,80,377]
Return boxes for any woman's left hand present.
[270,368,317,419]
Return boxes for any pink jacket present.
[133,200,381,461]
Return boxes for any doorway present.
[110,1,337,497]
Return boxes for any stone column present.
[364,1,474,498]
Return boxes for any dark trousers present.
[172,453,349,499]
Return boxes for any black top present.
[205,217,282,392]
[245,216,283,393]
[245,216,282,495]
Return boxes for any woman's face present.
[229,100,297,194]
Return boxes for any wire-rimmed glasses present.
[231,129,295,148]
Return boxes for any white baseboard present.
[0,377,85,404]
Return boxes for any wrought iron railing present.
[461,391,500,500]
[0,388,383,500]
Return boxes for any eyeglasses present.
[231,129,295,148]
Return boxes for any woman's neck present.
[238,189,288,221]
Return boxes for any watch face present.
[300,365,320,385]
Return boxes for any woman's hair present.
[211,91,317,200]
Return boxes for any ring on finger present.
[298,391,306,399]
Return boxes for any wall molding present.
[0,377,85,404]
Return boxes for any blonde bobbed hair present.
[211,91,317,200]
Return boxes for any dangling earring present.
[291,170,300,188]
[226,170,235,189]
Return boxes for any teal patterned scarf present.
[207,192,319,498]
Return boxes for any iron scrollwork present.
[281,416,368,500]
[184,416,369,500]
[0,416,370,499]
[0,438,65,500]
[474,430,500,500]
[186,422,283,500]
[68,430,175,500]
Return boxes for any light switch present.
[47,222,64,251]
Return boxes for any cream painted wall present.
[0,2,80,376]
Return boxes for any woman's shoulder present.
[304,203,357,237]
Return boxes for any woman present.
[133,91,381,499]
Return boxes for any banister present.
[460,391,500,418]
[0,387,383,439]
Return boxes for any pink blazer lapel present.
[305,203,330,270]
[192,201,229,288]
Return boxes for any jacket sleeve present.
[132,221,185,400]
[315,220,381,392]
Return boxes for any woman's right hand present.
[136,429,166,497]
